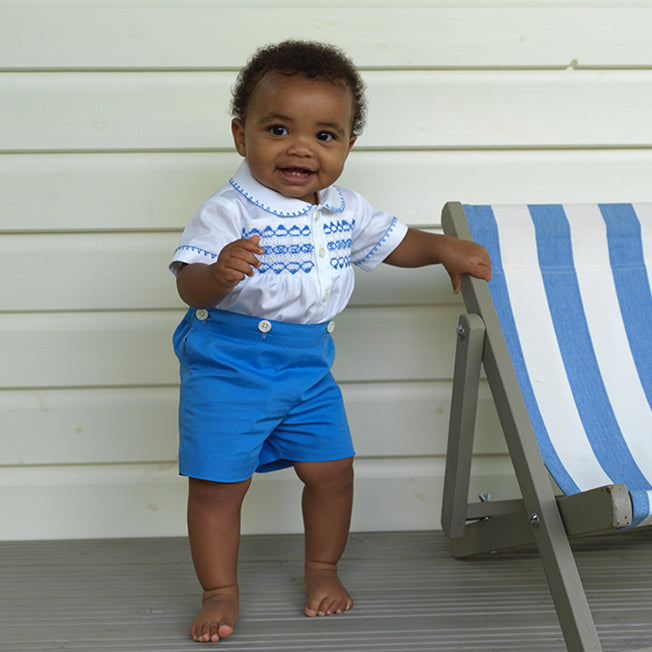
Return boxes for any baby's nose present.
[287,137,313,156]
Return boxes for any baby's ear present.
[347,135,357,155]
[231,119,247,157]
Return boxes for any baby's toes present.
[305,597,321,617]
[320,597,343,616]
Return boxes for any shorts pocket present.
[173,321,206,371]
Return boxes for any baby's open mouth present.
[278,167,315,180]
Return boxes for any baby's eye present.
[269,125,288,136]
[317,131,335,142]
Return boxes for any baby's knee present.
[295,457,354,490]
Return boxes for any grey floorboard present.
[1,530,652,651]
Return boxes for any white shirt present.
[169,161,408,324]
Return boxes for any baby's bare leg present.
[187,476,251,642]
[294,457,354,617]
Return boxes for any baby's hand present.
[439,236,492,294]
[213,235,264,289]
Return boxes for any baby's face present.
[231,72,357,204]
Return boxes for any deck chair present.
[440,202,652,652]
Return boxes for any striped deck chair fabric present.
[463,203,652,527]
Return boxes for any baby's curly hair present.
[231,40,367,136]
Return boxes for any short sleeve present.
[169,194,242,276]
[347,192,408,272]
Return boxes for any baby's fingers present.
[232,234,264,258]
[449,272,462,295]
[247,234,264,253]
[471,250,492,281]
[214,238,264,288]
[460,243,492,281]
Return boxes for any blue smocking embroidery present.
[357,216,400,267]
[241,225,315,275]
[323,220,354,269]
[259,260,315,275]
[244,225,312,239]
[328,238,352,252]
[266,243,314,255]
[173,245,217,261]
[323,219,355,235]
[330,256,351,270]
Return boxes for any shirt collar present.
[229,160,345,217]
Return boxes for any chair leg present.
[533,502,603,651]
[443,312,604,650]
[454,499,604,650]
[441,313,485,539]
[481,320,603,651]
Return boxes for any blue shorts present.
[173,308,354,482]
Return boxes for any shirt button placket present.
[312,207,331,316]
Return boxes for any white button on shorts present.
[258,319,272,333]
[196,309,209,321]
[327,321,335,333]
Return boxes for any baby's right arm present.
[176,235,263,308]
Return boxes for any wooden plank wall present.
[1,1,651,540]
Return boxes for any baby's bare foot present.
[304,564,353,617]
[190,587,239,643]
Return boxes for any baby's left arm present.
[383,228,491,294]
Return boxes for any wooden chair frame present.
[440,201,643,652]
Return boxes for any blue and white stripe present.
[464,203,652,527]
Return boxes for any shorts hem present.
[178,465,254,484]
[179,449,355,482]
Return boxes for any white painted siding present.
[1,1,651,540]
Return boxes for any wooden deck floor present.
[2,529,652,651]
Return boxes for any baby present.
[169,40,491,643]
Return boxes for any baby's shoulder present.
[193,183,252,223]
